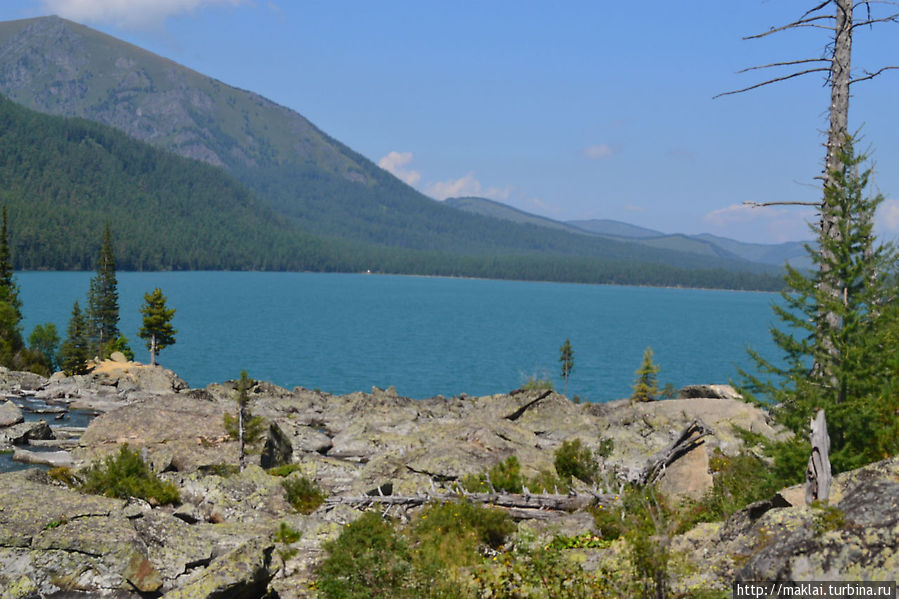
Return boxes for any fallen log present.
[640,418,713,485]
[323,490,615,516]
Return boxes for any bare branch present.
[803,0,835,20]
[853,13,899,26]
[737,58,830,74]
[743,201,821,208]
[850,65,899,83]
[714,68,830,98]
[745,15,835,40]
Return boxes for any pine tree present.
[0,205,22,321]
[235,370,252,470]
[631,346,659,402]
[559,338,574,397]
[87,224,120,356]
[742,139,899,473]
[60,301,90,375]
[138,288,176,366]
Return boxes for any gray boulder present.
[0,400,23,427]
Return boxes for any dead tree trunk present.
[816,0,853,380]
[805,410,833,504]
[324,490,612,519]
[640,419,713,485]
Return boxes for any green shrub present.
[202,463,240,477]
[282,475,326,514]
[413,500,514,559]
[48,466,78,487]
[523,377,553,391]
[597,436,615,459]
[554,438,598,484]
[472,532,603,599]
[526,468,571,494]
[267,463,304,477]
[80,444,179,506]
[677,449,780,531]
[223,412,266,445]
[460,456,524,493]
[274,521,301,562]
[317,511,413,599]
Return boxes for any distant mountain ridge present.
[447,196,811,269]
[0,16,787,289]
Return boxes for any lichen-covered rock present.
[160,536,275,599]
[0,400,23,427]
[671,456,899,590]
[74,394,235,472]
[0,420,53,447]
[0,367,47,394]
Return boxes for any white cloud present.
[878,199,899,232]
[40,0,246,28]
[704,203,814,243]
[377,151,421,187]
[583,144,614,160]
[425,172,511,202]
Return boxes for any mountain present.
[444,196,587,234]
[0,16,788,289]
[566,219,664,239]
[0,93,345,270]
[449,198,811,269]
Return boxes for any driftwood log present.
[805,409,832,504]
[323,490,614,519]
[640,418,713,485]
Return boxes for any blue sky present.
[2,1,898,244]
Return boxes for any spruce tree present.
[631,346,659,402]
[88,224,120,356]
[559,338,574,397]
[0,205,22,321]
[60,301,90,375]
[139,288,176,366]
[742,138,899,474]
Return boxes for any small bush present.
[596,436,614,459]
[202,463,240,477]
[554,438,598,484]
[223,412,266,445]
[523,377,553,391]
[268,463,304,477]
[677,449,780,531]
[472,532,602,599]
[48,466,78,487]
[282,475,326,514]
[317,511,412,598]
[80,444,179,506]
[274,521,301,562]
[460,456,524,494]
[527,468,571,494]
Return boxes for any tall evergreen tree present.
[87,224,120,356]
[0,205,22,320]
[139,288,176,366]
[559,338,574,397]
[60,301,90,375]
[743,139,899,474]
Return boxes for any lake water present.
[18,272,781,402]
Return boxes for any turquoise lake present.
[18,272,781,401]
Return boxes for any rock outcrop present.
[1,370,895,596]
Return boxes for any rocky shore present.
[0,361,896,597]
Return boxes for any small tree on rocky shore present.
[226,370,265,471]
[559,338,574,397]
[631,346,659,402]
[60,301,90,375]
[138,288,176,366]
